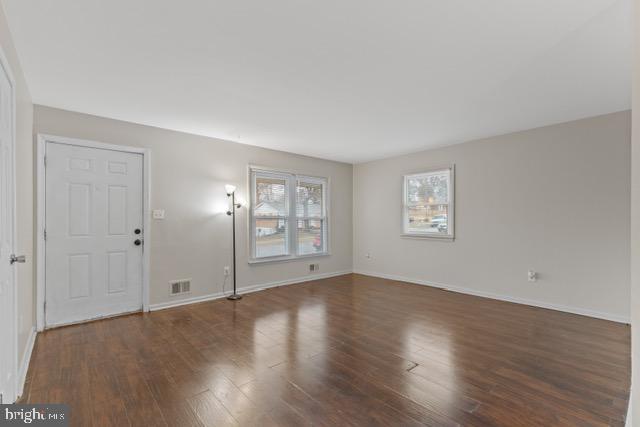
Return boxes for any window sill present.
[248,252,331,265]
[401,233,455,241]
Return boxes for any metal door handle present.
[134,239,142,246]
[10,254,26,264]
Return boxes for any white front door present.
[0,50,16,403]
[45,142,144,327]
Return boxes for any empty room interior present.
[1,0,640,426]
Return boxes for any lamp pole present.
[226,188,242,300]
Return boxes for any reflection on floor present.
[20,273,630,426]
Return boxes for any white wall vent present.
[169,279,192,296]
[181,280,191,293]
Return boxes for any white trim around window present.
[249,167,329,263]
[402,165,455,240]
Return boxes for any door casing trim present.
[36,134,151,331]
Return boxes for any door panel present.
[45,142,143,327]
[107,185,127,235]
[68,183,91,236]
[107,251,127,293]
[68,253,91,299]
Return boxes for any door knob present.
[134,229,141,235]
[134,239,142,246]
[10,254,26,264]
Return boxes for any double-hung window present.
[403,166,454,239]
[250,168,328,261]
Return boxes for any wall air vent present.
[169,279,192,296]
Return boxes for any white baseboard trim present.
[625,390,632,427]
[353,270,630,324]
[149,270,353,312]
[16,326,36,399]
[149,291,227,311]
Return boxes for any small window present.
[296,177,327,255]
[403,167,454,239]
[250,168,328,262]
[253,172,290,258]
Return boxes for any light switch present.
[152,209,165,220]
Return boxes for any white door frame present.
[36,134,151,331]
[0,39,19,403]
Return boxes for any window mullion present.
[289,174,297,256]
[251,171,257,258]
[251,217,257,259]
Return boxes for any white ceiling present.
[2,0,632,163]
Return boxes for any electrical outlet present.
[527,270,537,282]
[365,253,372,259]
[152,209,165,219]
[224,266,230,276]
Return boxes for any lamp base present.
[227,293,242,301]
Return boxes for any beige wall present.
[354,111,631,322]
[0,3,34,380]
[630,0,639,424]
[33,106,353,307]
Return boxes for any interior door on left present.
[0,54,16,403]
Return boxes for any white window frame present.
[402,165,455,240]
[249,167,329,263]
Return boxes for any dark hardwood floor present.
[20,273,630,426]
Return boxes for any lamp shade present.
[225,184,236,195]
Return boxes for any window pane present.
[407,205,449,234]
[407,172,449,206]
[255,176,288,217]
[256,219,288,258]
[297,219,324,255]
[296,181,324,218]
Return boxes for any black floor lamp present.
[225,184,242,300]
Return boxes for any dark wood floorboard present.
[20,273,631,426]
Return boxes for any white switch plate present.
[152,209,165,220]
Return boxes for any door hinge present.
[44,155,47,167]
[44,230,47,241]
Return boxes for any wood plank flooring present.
[20,273,631,426]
